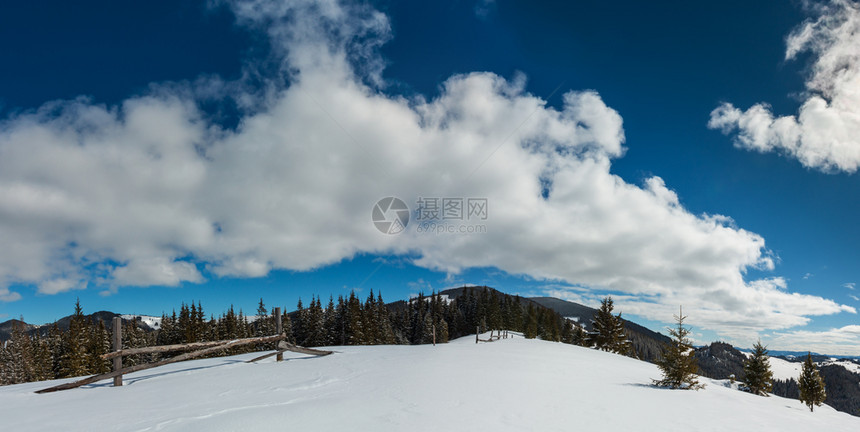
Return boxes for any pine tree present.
[4,321,35,384]
[572,321,587,346]
[47,323,63,378]
[438,318,449,343]
[254,298,275,352]
[653,307,701,389]
[798,352,826,412]
[292,298,306,345]
[255,298,270,336]
[363,291,380,344]
[585,296,631,354]
[324,296,337,345]
[743,340,773,396]
[281,308,294,344]
[304,297,326,347]
[524,304,538,339]
[86,320,110,374]
[345,291,364,344]
[0,341,12,385]
[59,299,89,378]
[30,333,54,381]
[375,292,396,344]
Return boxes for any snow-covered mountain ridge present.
[1,334,856,431]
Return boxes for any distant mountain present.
[0,312,160,342]
[0,319,37,342]
[740,348,860,361]
[695,342,747,381]
[52,310,121,332]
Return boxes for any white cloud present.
[0,287,20,302]
[849,294,859,301]
[802,272,813,279]
[768,325,860,356]
[709,0,860,173]
[844,282,856,290]
[0,0,852,345]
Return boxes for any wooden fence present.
[476,328,511,343]
[36,307,332,394]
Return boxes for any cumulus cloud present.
[768,325,860,356]
[709,0,860,173]
[0,0,853,342]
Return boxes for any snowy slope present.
[768,356,860,380]
[769,356,804,381]
[1,336,857,432]
[822,359,860,375]
[120,315,162,330]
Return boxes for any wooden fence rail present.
[476,328,511,343]
[36,307,333,394]
[36,334,286,394]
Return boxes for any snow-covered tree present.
[798,352,826,412]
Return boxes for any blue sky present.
[0,0,858,354]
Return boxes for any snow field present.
[0,334,857,431]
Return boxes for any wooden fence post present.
[432,324,436,346]
[476,326,479,344]
[112,317,122,387]
[275,307,283,362]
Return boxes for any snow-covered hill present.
[1,335,857,432]
[765,355,859,381]
[769,356,804,381]
[120,314,162,330]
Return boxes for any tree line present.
[0,287,635,386]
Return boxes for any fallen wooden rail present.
[246,341,333,363]
[36,334,285,394]
[100,339,255,360]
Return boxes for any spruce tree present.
[376,292,396,344]
[31,333,54,381]
[653,307,700,389]
[255,298,274,337]
[524,304,538,339]
[743,340,773,396]
[5,321,35,384]
[292,298,306,345]
[86,320,110,374]
[59,299,89,378]
[798,352,826,412]
[345,291,364,344]
[585,296,631,354]
[304,297,326,347]
[324,296,337,345]
[572,321,587,346]
[281,308,294,344]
